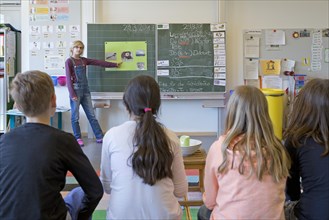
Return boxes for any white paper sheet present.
[244,59,259,79]
[265,30,285,45]
[262,76,283,89]
[244,37,260,58]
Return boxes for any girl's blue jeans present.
[70,87,103,140]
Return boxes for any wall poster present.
[105,41,147,71]
[29,0,81,75]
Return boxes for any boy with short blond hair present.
[0,70,103,220]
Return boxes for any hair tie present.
[144,108,152,113]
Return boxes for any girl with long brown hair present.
[100,75,188,219]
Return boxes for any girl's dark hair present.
[284,78,329,156]
[123,75,173,185]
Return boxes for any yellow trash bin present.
[261,89,284,140]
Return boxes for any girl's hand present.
[72,97,78,101]
[117,62,123,68]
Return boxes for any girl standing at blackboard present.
[100,75,188,219]
[65,40,121,146]
[198,85,290,220]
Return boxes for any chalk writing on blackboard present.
[157,23,225,93]
[158,78,214,93]
[122,24,155,33]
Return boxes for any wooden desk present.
[6,107,70,130]
[180,149,206,220]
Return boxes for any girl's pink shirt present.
[203,135,286,220]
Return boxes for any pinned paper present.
[214,79,226,86]
[157,60,169,67]
[214,73,226,79]
[214,67,226,72]
[245,79,260,88]
[260,59,281,75]
[214,44,225,50]
[213,38,225,44]
[281,59,295,74]
[214,49,225,55]
[311,30,323,71]
[301,57,310,66]
[244,59,259,79]
[157,69,169,76]
[244,36,260,58]
[262,76,282,89]
[157,24,169,30]
[325,48,329,63]
[265,30,285,45]
[210,23,226,31]
[213,32,225,38]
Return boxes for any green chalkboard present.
[87,23,226,96]
[157,24,226,93]
[87,24,156,92]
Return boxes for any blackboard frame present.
[87,23,227,99]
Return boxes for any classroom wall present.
[224,1,329,88]
[14,0,329,150]
[0,5,21,30]
[93,1,219,23]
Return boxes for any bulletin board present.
[28,0,81,75]
[243,28,329,87]
[87,23,227,98]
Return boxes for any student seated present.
[198,85,290,220]
[0,70,103,220]
[284,78,329,220]
[100,75,188,219]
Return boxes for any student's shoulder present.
[1,125,78,148]
[298,137,326,155]
[103,121,136,147]
[48,127,78,146]
[162,127,180,150]
[213,135,226,146]
[53,127,74,137]
[0,131,9,143]
[163,127,179,141]
[105,121,135,136]
[54,128,76,140]
[209,135,226,153]
[65,57,74,67]
[162,126,173,134]
[80,57,91,62]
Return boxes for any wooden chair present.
[180,149,206,220]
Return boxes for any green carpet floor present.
[92,210,106,220]
[92,207,199,220]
